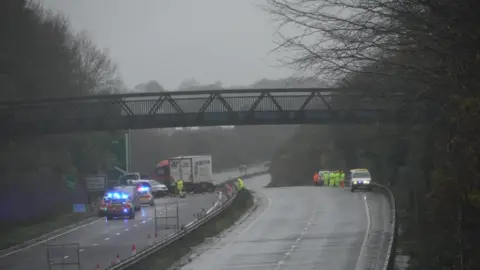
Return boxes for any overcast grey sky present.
[37,0,295,90]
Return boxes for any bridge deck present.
[0,88,430,135]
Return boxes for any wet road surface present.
[180,174,391,270]
[0,166,265,270]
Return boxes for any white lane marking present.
[79,249,84,252]
[354,195,372,270]
[0,217,105,258]
[63,255,69,259]
[236,194,272,237]
[93,243,98,246]
[0,172,246,259]
[105,238,110,241]
[116,233,120,236]
[125,228,129,231]
[134,224,138,227]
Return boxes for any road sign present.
[64,174,75,189]
[73,204,86,213]
[110,132,128,171]
[85,175,107,191]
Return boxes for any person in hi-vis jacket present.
[176,179,184,196]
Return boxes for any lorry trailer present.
[154,155,215,193]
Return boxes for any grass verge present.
[128,189,254,270]
[0,212,96,251]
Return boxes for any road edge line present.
[354,195,372,270]
[0,217,105,259]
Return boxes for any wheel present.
[106,215,113,220]
[367,187,373,191]
[129,211,135,219]
[350,188,355,193]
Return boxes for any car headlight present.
[364,180,370,184]
[353,181,358,184]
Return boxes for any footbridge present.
[0,88,431,135]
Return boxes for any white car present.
[349,168,373,192]
[131,179,168,197]
[146,180,168,197]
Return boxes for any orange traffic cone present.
[340,181,344,188]
[132,244,137,255]
[96,263,100,270]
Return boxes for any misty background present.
[37,0,296,89]
[0,0,310,231]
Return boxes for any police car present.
[104,186,141,220]
[349,168,373,192]
[134,181,156,206]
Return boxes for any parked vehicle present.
[154,155,214,193]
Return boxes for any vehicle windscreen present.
[155,166,167,176]
[353,172,370,178]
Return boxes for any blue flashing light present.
[106,192,129,200]
[123,208,128,213]
[138,187,149,192]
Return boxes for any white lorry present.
[168,155,214,193]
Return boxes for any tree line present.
[267,0,480,269]
[0,1,122,229]
[0,1,294,231]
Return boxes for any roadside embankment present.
[126,189,254,270]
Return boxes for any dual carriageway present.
[0,165,393,270]
[0,88,398,269]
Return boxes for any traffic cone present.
[131,244,137,255]
[116,254,120,263]
[96,263,100,270]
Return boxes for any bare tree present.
[70,30,119,95]
[265,0,473,89]
[266,1,480,269]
